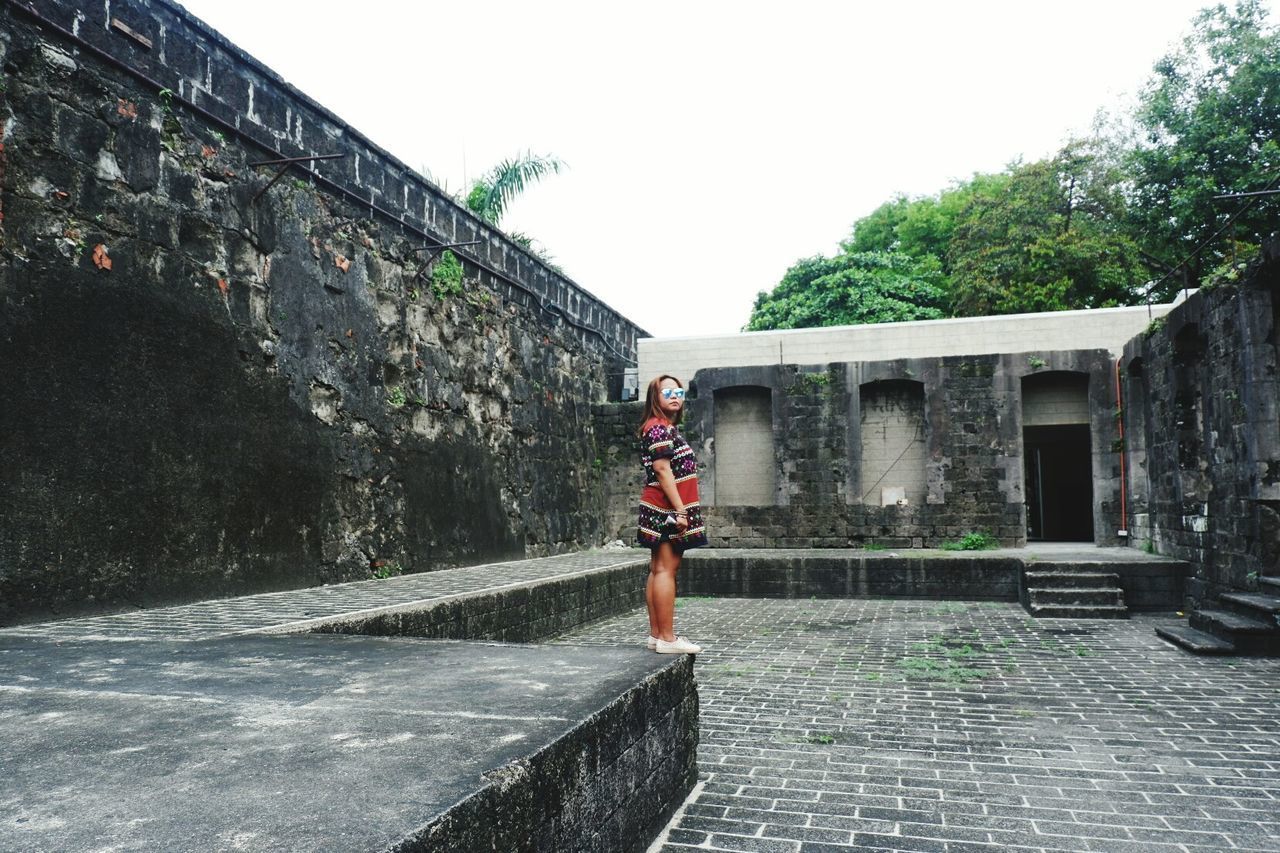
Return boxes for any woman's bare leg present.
[650,542,683,642]
[646,549,659,638]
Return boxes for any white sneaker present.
[646,635,658,651]
[655,636,703,654]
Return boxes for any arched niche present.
[858,379,926,507]
[713,386,776,505]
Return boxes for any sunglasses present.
[661,388,686,400]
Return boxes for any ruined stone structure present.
[603,305,1177,550]
[602,354,1121,551]
[0,0,644,623]
[603,252,1279,611]
[3,0,1275,633]
[1123,244,1280,602]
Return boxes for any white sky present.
[177,0,1273,337]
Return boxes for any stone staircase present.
[1021,566,1128,618]
[1155,575,1280,656]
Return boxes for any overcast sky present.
[177,0,1274,338]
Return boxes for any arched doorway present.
[1022,372,1093,541]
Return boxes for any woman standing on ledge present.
[637,374,707,654]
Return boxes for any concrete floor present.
[0,633,670,852]
[558,598,1280,853]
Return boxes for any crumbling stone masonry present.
[0,0,645,624]
[1123,241,1280,602]
[595,352,1120,550]
[596,247,1280,612]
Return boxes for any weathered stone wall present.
[310,559,648,642]
[401,656,698,853]
[688,354,1120,548]
[601,352,1123,549]
[1122,242,1280,602]
[0,0,644,623]
[594,401,645,544]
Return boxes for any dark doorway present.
[1024,424,1094,541]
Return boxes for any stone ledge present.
[296,559,649,642]
[681,551,1023,600]
[679,547,1191,608]
[0,633,696,853]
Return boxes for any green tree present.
[1126,0,1280,295]
[946,150,1145,316]
[841,175,1004,273]
[746,250,947,330]
[842,196,914,255]
[464,152,565,226]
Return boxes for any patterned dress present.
[636,418,708,552]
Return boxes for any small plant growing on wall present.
[430,250,464,300]
[369,560,403,579]
[386,387,407,408]
[939,531,1000,551]
[1028,356,1047,370]
[789,371,833,394]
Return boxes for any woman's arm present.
[651,459,690,531]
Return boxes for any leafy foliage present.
[1126,0,1280,296]
[465,152,565,226]
[946,150,1146,316]
[938,531,1000,551]
[430,249,464,300]
[747,250,947,330]
[750,1,1280,328]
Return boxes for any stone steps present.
[1154,624,1236,654]
[1190,608,1275,635]
[1022,569,1128,618]
[1028,604,1130,619]
[1159,591,1280,657]
[1028,587,1126,607]
[1025,570,1122,588]
[1220,591,1280,617]
[1259,576,1280,595]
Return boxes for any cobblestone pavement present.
[0,551,644,640]
[555,598,1280,853]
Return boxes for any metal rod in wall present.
[3,0,636,365]
[250,154,347,206]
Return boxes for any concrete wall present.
[641,300,1185,385]
[859,380,927,507]
[0,0,646,623]
[1022,373,1090,426]
[713,387,777,505]
[1121,241,1280,603]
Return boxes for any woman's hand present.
[675,513,689,532]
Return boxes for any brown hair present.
[637,374,684,437]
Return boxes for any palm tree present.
[464,152,565,226]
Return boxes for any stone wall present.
[681,551,1024,601]
[0,0,645,623]
[594,402,646,544]
[1122,242,1280,602]
[603,351,1123,550]
[310,559,648,642]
